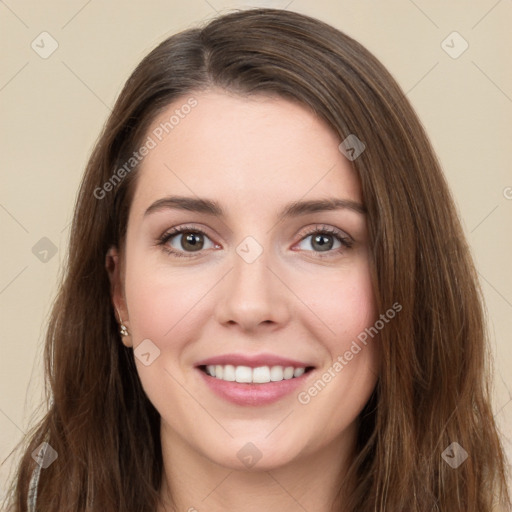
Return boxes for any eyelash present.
[156,224,354,259]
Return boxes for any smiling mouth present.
[198,364,315,384]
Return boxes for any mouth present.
[195,361,316,406]
[197,364,315,384]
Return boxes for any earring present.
[116,307,129,337]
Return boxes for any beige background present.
[1,0,511,500]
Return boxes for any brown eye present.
[157,226,216,258]
[177,231,205,252]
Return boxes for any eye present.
[295,225,353,258]
[157,225,216,258]
[157,224,353,259]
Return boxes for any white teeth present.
[293,367,305,377]
[253,366,271,383]
[270,366,283,381]
[223,364,236,381]
[235,366,252,383]
[283,367,295,379]
[203,364,309,383]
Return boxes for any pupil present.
[183,232,203,251]
[313,234,332,251]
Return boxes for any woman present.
[4,7,510,512]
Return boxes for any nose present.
[214,238,291,333]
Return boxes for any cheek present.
[125,277,187,338]
[122,253,209,407]
[299,260,377,350]
[292,260,379,416]
[123,249,205,341]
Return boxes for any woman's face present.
[109,89,380,471]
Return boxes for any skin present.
[107,89,380,512]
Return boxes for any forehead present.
[129,89,362,219]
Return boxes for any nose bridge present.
[216,232,289,329]
[232,233,276,300]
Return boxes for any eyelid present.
[298,224,354,243]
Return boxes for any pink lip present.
[195,352,315,369]
[196,366,314,406]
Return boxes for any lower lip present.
[196,367,313,406]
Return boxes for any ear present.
[105,246,132,347]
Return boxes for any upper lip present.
[195,353,315,369]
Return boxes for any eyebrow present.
[144,195,366,218]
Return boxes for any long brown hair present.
[4,8,510,511]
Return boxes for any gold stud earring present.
[116,307,129,337]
